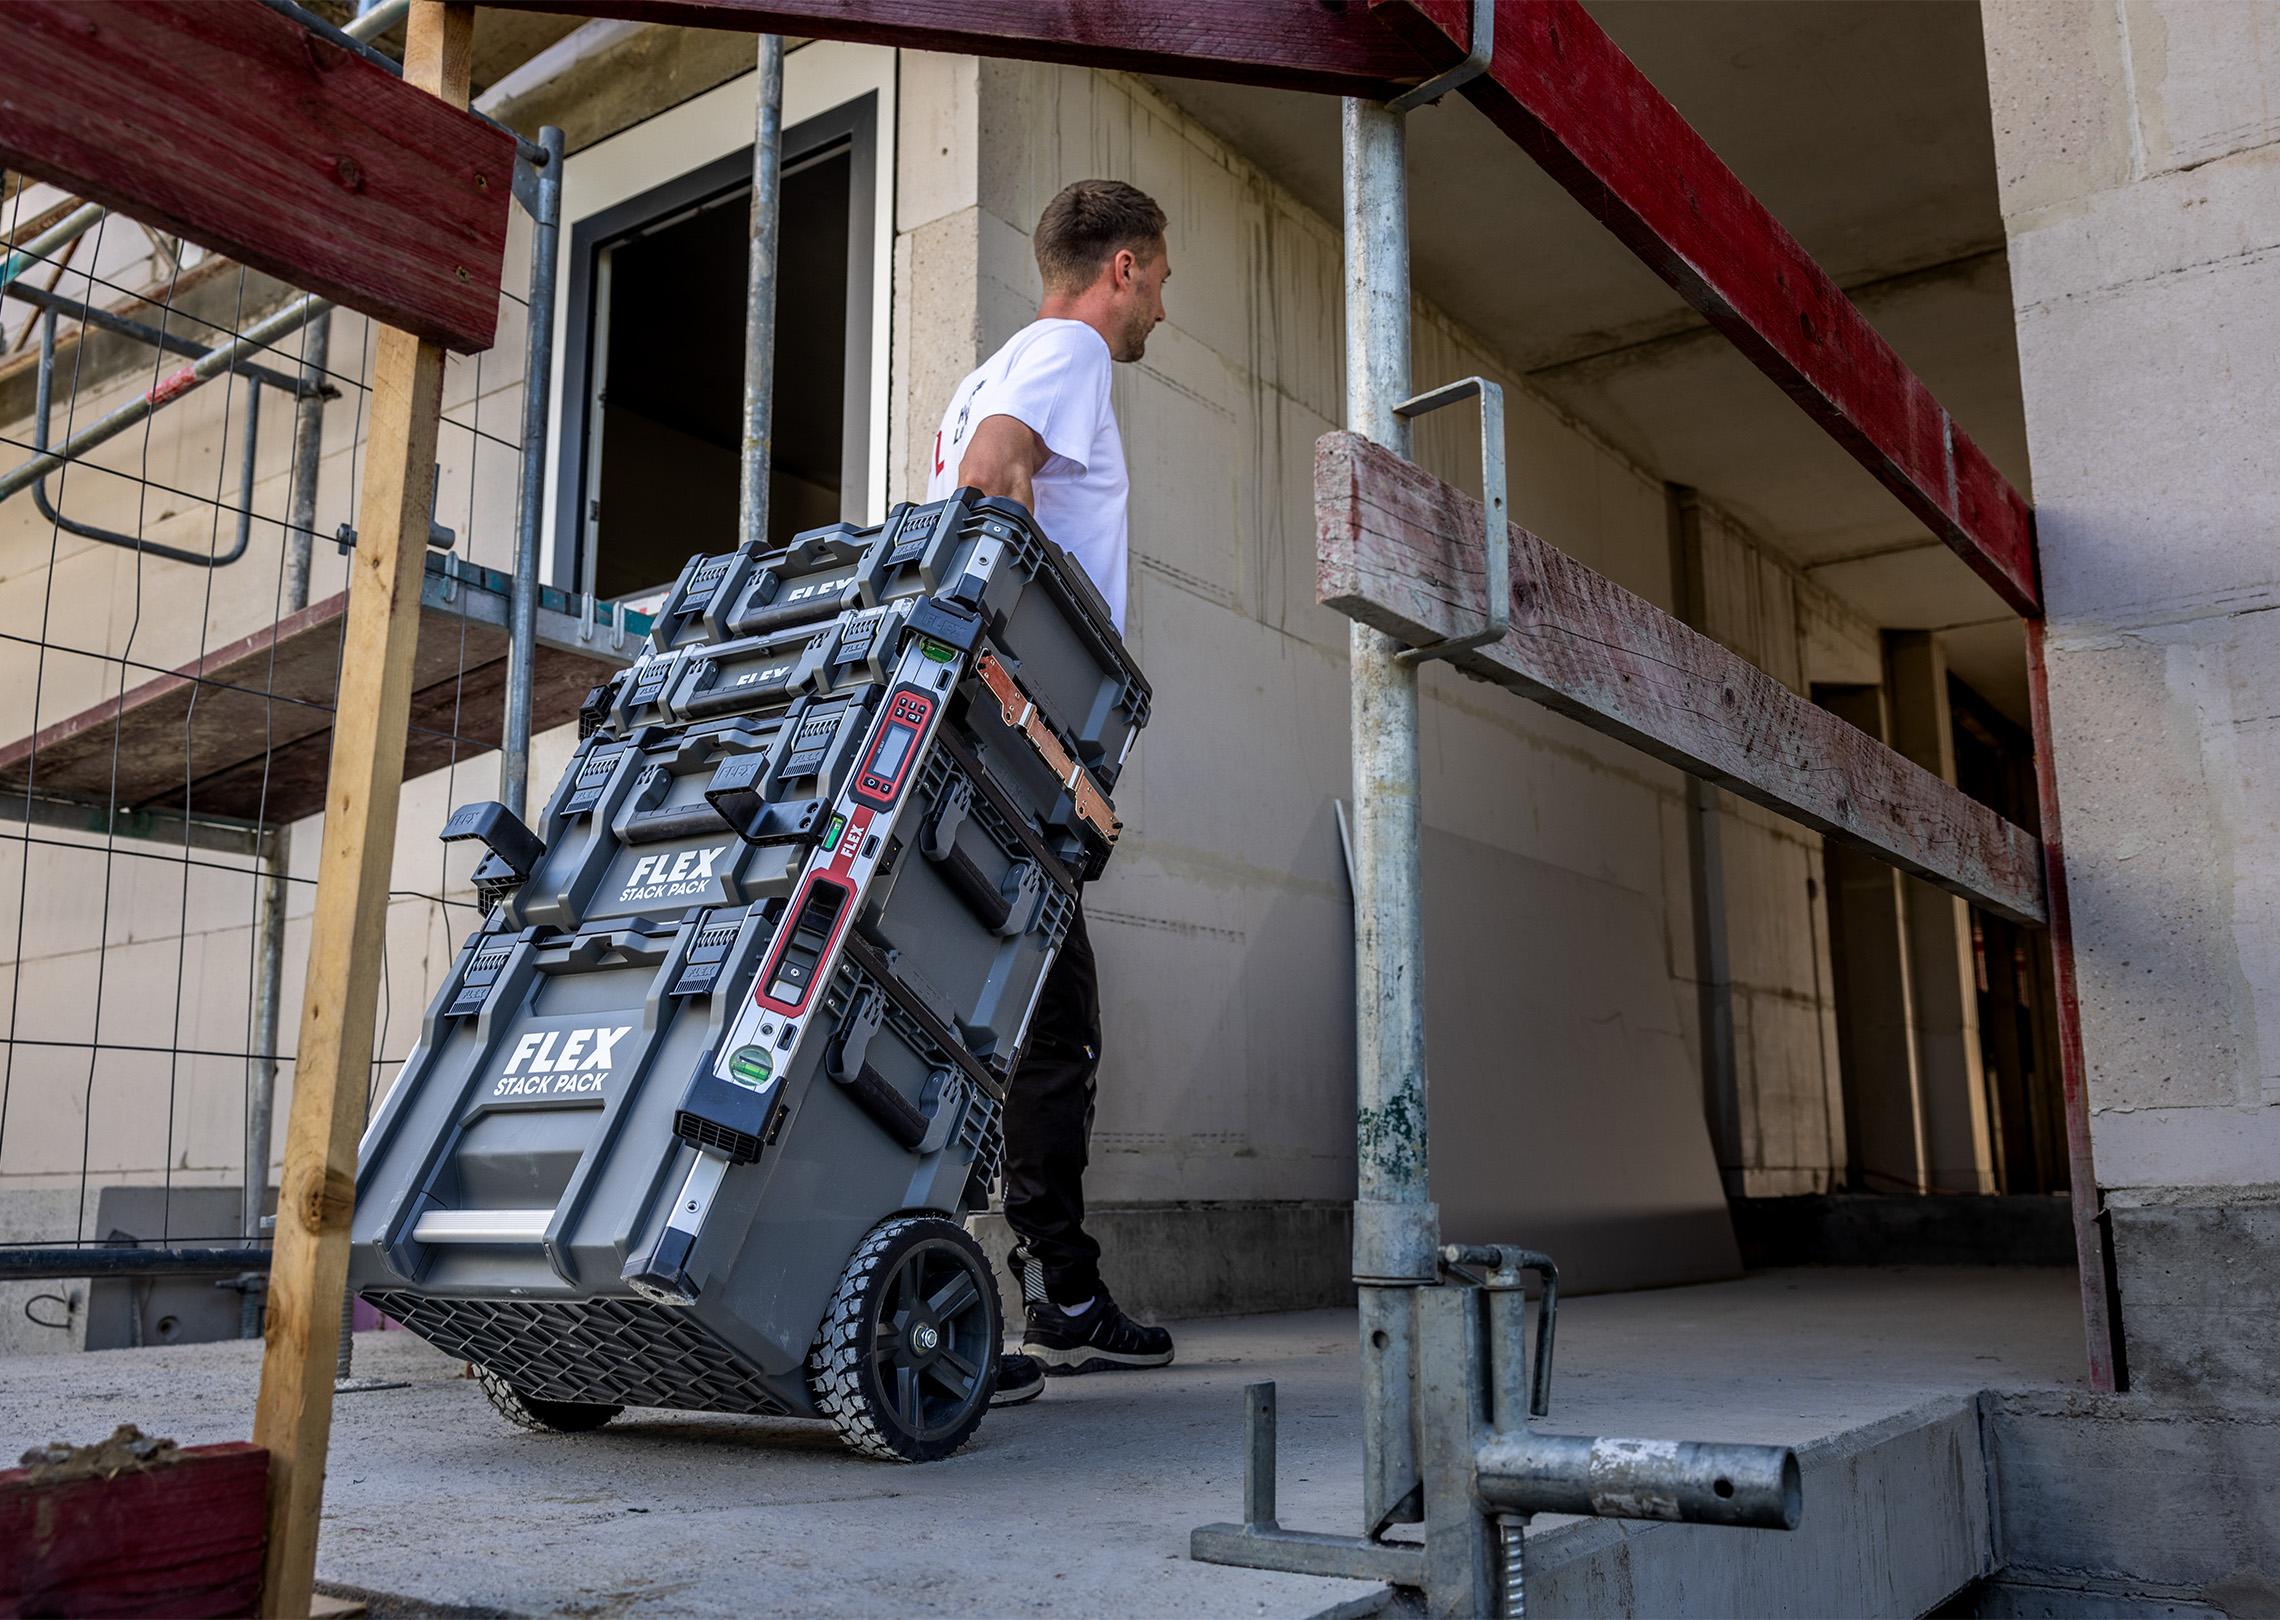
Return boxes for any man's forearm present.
[955,414,1046,514]
[960,457,1034,512]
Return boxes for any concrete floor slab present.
[0,1268,2084,1618]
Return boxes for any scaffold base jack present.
[1191,1245,1803,1617]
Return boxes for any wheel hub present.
[911,1321,940,1354]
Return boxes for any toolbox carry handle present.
[827,988,932,1151]
[920,778,1041,937]
[620,800,734,846]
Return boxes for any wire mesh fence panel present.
[0,167,577,1355]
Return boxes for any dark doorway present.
[1950,675,2068,1196]
[558,95,876,604]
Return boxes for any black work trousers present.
[1001,899,1102,1308]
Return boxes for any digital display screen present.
[871,719,917,781]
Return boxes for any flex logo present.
[782,576,845,607]
[490,1023,632,1101]
[618,844,727,903]
[731,663,790,690]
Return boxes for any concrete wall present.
[886,55,1917,1291]
[1982,0,2280,1401]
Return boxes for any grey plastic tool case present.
[348,490,1146,1448]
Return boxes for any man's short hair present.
[1034,179,1167,294]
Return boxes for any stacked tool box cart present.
[347,491,1148,1461]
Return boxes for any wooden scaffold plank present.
[1317,429,2047,926]
[250,8,476,1615]
[0,0,512,351]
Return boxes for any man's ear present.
[1110,247,1137,291]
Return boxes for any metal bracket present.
[1388,0,1496,112]
[1391,376,1508,666]
[1444,1243,1559,1421]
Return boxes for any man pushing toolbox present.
[350,179,1168,1463]
[926,179,1177,1406]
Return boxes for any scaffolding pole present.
[1342,94,1435,1537]
[238,296,334,1345]
[501,125,565,821]
[737,34,784,551]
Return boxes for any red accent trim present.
[752,869,850,1015]
[749,805,872,1015]
[851,686,934,808]
[2025,616,2122,1392]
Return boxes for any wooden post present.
[251,7,473,1614]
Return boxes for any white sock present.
[1059,1295,1097,1317]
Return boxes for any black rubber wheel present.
[809,1215,1001,1461]
[475,1364,623,1434]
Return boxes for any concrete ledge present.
[1980,1389,2280,1613]
[969,1200,1355,1321]
[1526,1398,1995,1617]
[2106,1186,2280,1407]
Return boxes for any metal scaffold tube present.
[738,35,785,551]
[1,202,110,294]
[502,125,566,821]
[242,310,333,1333]
[0,293,330,505]
[1342,94,1436,1536]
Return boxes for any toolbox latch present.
[441,800,544,878]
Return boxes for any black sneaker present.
[991,1351,1045,1407]
[1023,1291,1175,1374]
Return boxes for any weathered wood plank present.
[1370,0,2040,617]
[250,10,473,1615]
[488,0,1442,97]
[0,0,511,352]
[1317,430,2046,925]
[0,572,629,827]
[0,1441,269,1618]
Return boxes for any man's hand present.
[957,414,1049,513]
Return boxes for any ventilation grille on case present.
[362,1290,789,1416]
[673,1110,764,1165]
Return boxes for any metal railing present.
[0,109,570,1349]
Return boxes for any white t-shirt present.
[926,318,1129,632]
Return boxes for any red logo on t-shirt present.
[933,430,944,478]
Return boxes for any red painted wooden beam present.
[1,1441,269,1617]
[0,1,513,352]
[490,0,1443,97]
[1320,430,2048,924]
[1371,0,2041,616]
